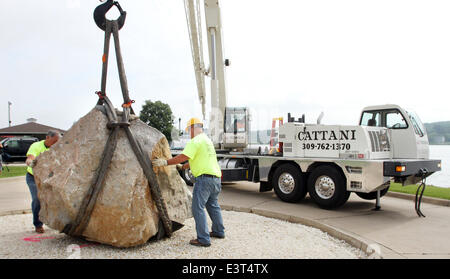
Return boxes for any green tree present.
[139,100,174,143]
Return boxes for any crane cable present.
[415,169,428,218]
[62,1,174,239]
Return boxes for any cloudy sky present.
[1,0,450,132]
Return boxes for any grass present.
[0,165,27,178]
[389,182,450,201]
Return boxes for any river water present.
[428,145,449,188]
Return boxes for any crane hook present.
[93,0,126,31]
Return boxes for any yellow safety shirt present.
[26,140,49,175]
[182,133,221,178]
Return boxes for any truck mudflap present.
[383,159,441,185]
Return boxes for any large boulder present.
[33,107,192,247]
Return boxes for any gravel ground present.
[0,211,367,259]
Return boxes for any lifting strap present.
[62,1,173,238]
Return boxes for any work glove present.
[176,164,183,171]
[30,159,38,168]
[152,158,168,167]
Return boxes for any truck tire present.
[272,164,307,203]
[307,165,350,209]
[179,168,194,186]
[356,185,390,200]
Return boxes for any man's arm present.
[152,154,190,168]
[167,154,189,165]
[153,138,195,168]
[26,155,36,166]
[26,154,39,168]
[26,143,38,167]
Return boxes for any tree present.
[139,100,174,143]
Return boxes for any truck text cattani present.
[297,129,356,152]
[280,124,390,160]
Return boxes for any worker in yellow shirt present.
[25,130,61,233]
[152,118,225,247]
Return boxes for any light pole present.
[8,101,12,127]
[178,118,181,136]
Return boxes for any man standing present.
[25,130,61,233]
[152,118,225,247]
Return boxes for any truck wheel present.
[307,165,350,209]
[272,164,307,203]
[180,168,194,186]
[356,185,390,200]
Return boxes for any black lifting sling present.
[62,0,174,238]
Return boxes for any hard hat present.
[185,117,204,132]
[186,117,203,129]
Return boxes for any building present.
[0,118,66,140]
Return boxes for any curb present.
[386,191,450,207]
[220,204,389,259]
[0,209,31,217]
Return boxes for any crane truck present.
[177,0,442,210]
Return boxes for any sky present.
[1,0,450,132]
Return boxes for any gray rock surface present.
[33,107,192,247]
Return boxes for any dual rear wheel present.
[272,164,307,203]
[306,165,350,209]
[272,164,350,209]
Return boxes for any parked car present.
[0,137,39,162]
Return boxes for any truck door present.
[406,111,429,159]
[4,139,21,156]
[384,109,417,158]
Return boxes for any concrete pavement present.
[1,176,450,258]
[219,181,450,259]
[0,176,31,215]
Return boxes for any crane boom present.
[204,0,227,147]
[184,0,249,150]
[184,0,207,119]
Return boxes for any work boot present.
[189,239,210,247]
[209,232,225,239]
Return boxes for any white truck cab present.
[359,104,429,160]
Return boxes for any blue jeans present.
[192,175,225,245]
[26,173,43,228]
